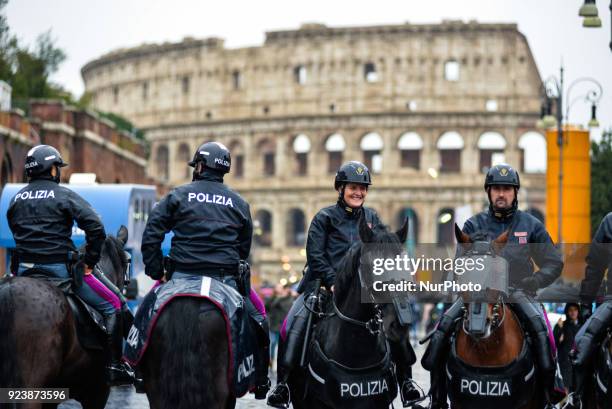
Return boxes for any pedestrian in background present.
[265,283,294,372]
[553,303,583,391]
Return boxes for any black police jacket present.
[304,202,381,290]
[462,209,563,289]
[580,212,612,302]
[7,177,106,267]
[141,173,252,280]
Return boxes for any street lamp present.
[537,65,603,243]
[578,1,609,49]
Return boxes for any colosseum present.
[81,20,547,283]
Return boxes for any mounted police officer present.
[140,141,270,399]
[422,163,564,409]
[563,212,612,409]
[267,161,424,408]
[7,144,134,385]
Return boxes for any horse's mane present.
[335,224,401,292]
[79,234,127,282]
[102,235,128,273]
[467,229,490,242]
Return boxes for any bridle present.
[459,242,509,338]
[332,298,384,336]
[461,295,507,337]
[329,243,387,336]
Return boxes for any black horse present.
[575,316,612,409]
[0,226,130,409]
[289,216,413,409]
[138,294,236,409]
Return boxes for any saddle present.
[446,338,536,409]
[123,275,258,398]
[305,337,397,407]
[20,269,107,351]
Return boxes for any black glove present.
[148,269,164,281]
[322,274,336,291]
[520,277,539,293]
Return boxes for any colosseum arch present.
[257,139,276,177]
[518,132,546,173]
[437,132,464,173]
[325,133,345,173]
[437,207,455,245]
[397,132,423,170]
[176,143,191,180]
[477,131,507,172]
[286,208,307,247]
[155,144,169,182]
[228,139,245,178]
[360,132,383,173]
[254,209,273,247]
[292,134,311,176]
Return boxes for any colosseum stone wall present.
[82,21,547,283]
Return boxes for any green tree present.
[591,129,612,233]
[97,111,145,142]
[0,1,69,111]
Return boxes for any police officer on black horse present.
[422,163,564,408]
[267,161,424,408]
[141,141,271,398]
[563,212,612,408]
[7,144,134,385]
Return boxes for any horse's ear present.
[454,223,471,243]
[358,212,374,243]
[493,229,510,253]
[117,225,128,246]
[396,218,409,244]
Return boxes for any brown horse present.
[0,227,130,409]
[450,226,543,409]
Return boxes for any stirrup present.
[253,378,271,400]
[266,383,290,409]
[106,362,135,386]
[400,379,426,407]
[561,393,582,409]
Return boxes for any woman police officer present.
[267,161,423,408]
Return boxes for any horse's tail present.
[149,298,230,408]
[0,277,22,387]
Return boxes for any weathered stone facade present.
[82,21,547,283]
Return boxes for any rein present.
[301,290,384,336]
[332,299,384,336]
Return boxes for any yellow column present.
[546,126,591,244]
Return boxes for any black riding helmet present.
[334,161,372,190]
[25,145,68,178]
[188,141,231,174]
[484,163,520,190]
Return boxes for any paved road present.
[59,341,430,408]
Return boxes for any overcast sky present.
[5,0,612,140]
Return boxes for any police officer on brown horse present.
[422,164,564,408]
[7,144,134,385]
